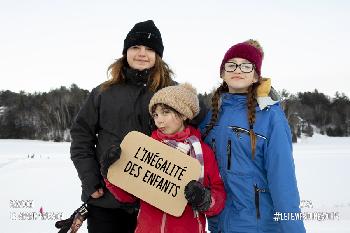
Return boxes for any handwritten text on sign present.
[107,131,201,217]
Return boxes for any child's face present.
[222,57,258,93]
[127,45,156,71]
[152,105,185,135]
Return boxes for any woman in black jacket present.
[70,20,175,233]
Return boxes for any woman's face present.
[222,58,258,93]
[127,45,156,70]
[152,105,185,135]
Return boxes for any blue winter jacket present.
[199,93,305,233]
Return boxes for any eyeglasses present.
[224,62,255,73]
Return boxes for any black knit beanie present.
[123,20,164,57]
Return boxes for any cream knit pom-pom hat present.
[149,83,200,120]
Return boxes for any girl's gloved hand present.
[184,180,212,212]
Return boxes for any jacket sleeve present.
[265,106,306,233]
[202,143,226,217]
[70,87,101,198]
[104,178,137,203]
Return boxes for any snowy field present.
[1,134,349,233]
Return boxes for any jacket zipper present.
[227,139,231,170]
[254,184,266,219]
[229,126,267,140]
[196,216,204,233]
[160,212,166,233]
[162,211,204,233]
[194,210,204,233]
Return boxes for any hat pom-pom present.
[180,83,197,95]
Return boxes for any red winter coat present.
[105,126,226,233]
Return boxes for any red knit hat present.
[220,40,263,76]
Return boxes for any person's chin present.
[162,129,176,135]
[136,62,151,68]
[137,66,149,71]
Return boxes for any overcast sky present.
[1,0,349,96]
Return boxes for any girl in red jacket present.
[105,83,226,233]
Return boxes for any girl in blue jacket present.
[199,40,306,233]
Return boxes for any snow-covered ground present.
[293,134,350,232]
[1,134,349,233]
[0,140,87,233]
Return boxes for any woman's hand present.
[90,188,104,198]
[100,145,121,178]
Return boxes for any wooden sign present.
[107,131,201,217]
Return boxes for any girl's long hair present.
[100,54,174,92]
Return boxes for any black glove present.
[184,180,212,212]
[55,203,88,233]
[100,145,121,178]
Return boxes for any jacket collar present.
[221,93,248,109]
[256,96,279,110]
[220,93,279,111]
[256,77,279,110]
[123,67,152,86]
[220,78,280,111]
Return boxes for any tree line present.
[0,84,88,141]
[282,90,350,141]
[1,85,349,142]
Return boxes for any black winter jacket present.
[70,70,207,209]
